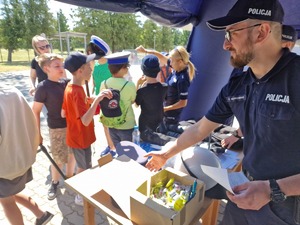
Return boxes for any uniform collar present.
[243,48,297,85]
[175,67,188,75]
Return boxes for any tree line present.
[0,0,190,62]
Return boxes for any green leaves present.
[0,2,190,62]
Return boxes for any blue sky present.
[49,0,77,29]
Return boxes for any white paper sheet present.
[201,165,249,194]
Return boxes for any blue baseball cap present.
[141,54,160,78]
[64,52,96,73]
[105,52,131,65]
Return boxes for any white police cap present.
[90,35,111,55]
[105,51,131,65]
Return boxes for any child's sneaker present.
[75,194,83,206]
[100,146,118,158]
[110,150,118,158]
[35,211,54,225]
[100,146,111,157]
[47,181,59,200]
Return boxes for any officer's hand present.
[227,180,270,210]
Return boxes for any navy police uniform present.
[206,49,300,225]
[165,67,190,124]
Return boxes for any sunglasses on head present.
[175,47,183,60]
[38,44,51,50]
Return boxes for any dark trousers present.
[220,197,299,225]
[109,128,133,147]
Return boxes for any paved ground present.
[0,69,226,225]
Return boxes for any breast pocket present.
[258,103,294,121]
[257,103,296,144]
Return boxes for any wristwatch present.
[269,179,287,203]
[232,130,242,139]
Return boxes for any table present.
[65,154,213,225]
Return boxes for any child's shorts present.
[0,168,33,198]
[72,147,92,170]
[49,128,72,164]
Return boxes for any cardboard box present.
[96,155,205,225]
[130,167,205,225]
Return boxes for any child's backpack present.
[100,80,129,128]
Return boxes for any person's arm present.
[91,68,96,95]
[29,68,37,96]
[31,101,43,144]
[278,174,300,196]
[221,127,243,148]
[145,116,220,171]
[92,77,96,95]
[221,135,239,148]
[234,127,243,138]
[164,99,187,112]
[81,89,112,126]
[61,109,66,118]
[136,76,146,90]
[227,174,300,210]
[135,45,169,65]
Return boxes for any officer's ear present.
[255,23,272,43]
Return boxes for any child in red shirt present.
[62,52,112,206]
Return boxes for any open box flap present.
[97,155,152,219]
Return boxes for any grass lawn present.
[0,49,34,72]
[0,61,32,73]
[0,48,71,73]
[0,48,142,73]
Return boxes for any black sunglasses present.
[38,44,51,50]
[175,47,183,60]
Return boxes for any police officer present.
[145,0,300,224]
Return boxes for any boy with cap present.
[99,52,136,155]
[62,52,112,205]
[32,53,75,200]
[87,35,118,156]
[88,35,111,95]
[145,0,300,225]
[135,54,167,134]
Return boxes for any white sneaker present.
[75,194,83,206]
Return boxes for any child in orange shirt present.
[62,52,112,206]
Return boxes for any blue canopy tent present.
[56,0,300,121]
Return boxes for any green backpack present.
[100,80,129,128]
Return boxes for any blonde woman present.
[29,35,51,96]
[136,45,196,126]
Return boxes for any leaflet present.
[201,165,249,194]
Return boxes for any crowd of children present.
[0,31,196,224]
[4,17,298,224]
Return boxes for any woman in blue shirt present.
[136,45,196,125]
